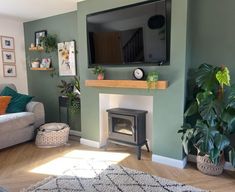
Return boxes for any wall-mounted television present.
[87,0,171,67]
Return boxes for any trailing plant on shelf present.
[178,63,235,175]
[92,65,105,80]
[57,77,80,112]
[146,71,158,89]
[40,34,57,53]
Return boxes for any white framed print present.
[58,41,76,76]
[2,50,15,63]
[3,65,16,77]
[1,36,15,50]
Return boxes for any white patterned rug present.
[22,161,206,192]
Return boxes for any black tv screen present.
[87,0,171,66]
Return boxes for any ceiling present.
[0,0,84,22]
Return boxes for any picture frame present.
[41,58,51,68]
[35,30,47,47]
[2,50,15,63]
[1,36,15,50]
[3,65,16,77]
[58,41,76,76]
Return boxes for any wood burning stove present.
[106,108,149,160]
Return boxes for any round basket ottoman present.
[35,123,70,148]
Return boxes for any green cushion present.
[0,86,33,113]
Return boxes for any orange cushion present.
[0,96,12,115]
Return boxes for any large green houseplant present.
[178,63,235,175]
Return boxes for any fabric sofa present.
[0,84,45,149]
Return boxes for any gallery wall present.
[0,16,28,93]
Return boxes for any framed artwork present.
[35,30,47,47]
[2,50,15,63]
[58,41,76,76]
[1,36,14,50]
[3,65,16,77]
[41,58,51,68]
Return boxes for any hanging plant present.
[40,34,57,53]
[146,71,158,89]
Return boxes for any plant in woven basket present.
[57,77,80,112]
[178,63,235,175]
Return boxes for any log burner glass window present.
[112,116,134,136]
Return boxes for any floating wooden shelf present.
[30,68,54,71]
[85,80,168,90]
[29,47,44,51]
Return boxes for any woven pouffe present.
[35,123,70,148]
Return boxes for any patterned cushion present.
[0,96,12,115]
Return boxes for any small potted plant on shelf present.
[178,63,235,176]
[146,71,158,89]
[40,34,57,53]
[92,65,105,80]
[31,58,40,68]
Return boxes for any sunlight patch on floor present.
[30,150,130,177]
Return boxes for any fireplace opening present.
[106,108,149,160]
[112,116,133,135]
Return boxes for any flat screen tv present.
[87,0,171,67]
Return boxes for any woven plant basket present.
[196,154,225,176]
[35,123,70,148]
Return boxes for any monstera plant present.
[178,63,235,175]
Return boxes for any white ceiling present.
[0,0,84,22]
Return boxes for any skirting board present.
[69,130,81,137]
[188,154,235,171]
[152,154,187,169]
[80,138,101,148]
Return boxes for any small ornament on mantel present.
[92,65,105,80]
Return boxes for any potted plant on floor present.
[92,65,105,80]
[178,63,235,175]
[57,77,80,112]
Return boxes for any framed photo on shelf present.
[2,50,15,63]
[58,40,76,76]
[41,58,51,68]
[3,65,16,77]
[1,36,14,50]
[35,30,47,47]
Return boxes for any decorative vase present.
[97,73,104,80]
[31,61,40,68]
[196,154,225,176]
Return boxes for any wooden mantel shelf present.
[85,80,168,90]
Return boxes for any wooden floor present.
[0,139,234,192]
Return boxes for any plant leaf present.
[196,92,218,127]
[216,67,230,87]
[184,101,198,117]
[195,63,219,91]
[229,148,235,167]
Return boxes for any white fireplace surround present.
[80,93,188,169]
[99,93,153,150]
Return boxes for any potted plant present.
[178,63,235,175]
[92,65,105,80]
[146,71,158,89]
[40,34,57,53]
[31,58,40,68]
[57,77,80,112]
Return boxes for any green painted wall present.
[24,11,81,132]
[78,0,189,160]
[189,0,235,146]
[190,0,235,79]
